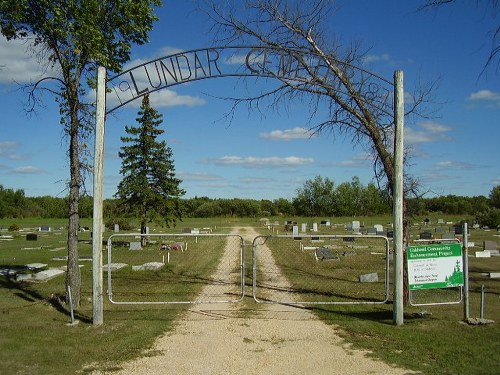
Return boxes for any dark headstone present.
[26,233,38,241]
[315,247,340,261]
[420,231,432,240]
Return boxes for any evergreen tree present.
[116,94,185,244]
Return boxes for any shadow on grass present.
[0,269,92,324]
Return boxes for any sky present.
[0,0,499,201]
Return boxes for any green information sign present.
[407,243,464,290]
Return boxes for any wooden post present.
[463,222,469,321]
[393,70,404,326]
[92,66,106,325]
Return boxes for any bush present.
[476,208,500,229]
[8,223,20,232]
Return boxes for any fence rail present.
[106,233,244,304]
[252,234,391,305]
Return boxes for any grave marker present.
[129,242,142,251]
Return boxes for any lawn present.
[0,216,499,374]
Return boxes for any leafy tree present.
[293,176,336,217]
[335,177,363,217]
[490,185,500,208]
[116,94,185,245]
[0,0,161,307]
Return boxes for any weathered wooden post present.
[393,70,404,326]
[92,66,106,325]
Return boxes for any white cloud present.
[11,166,45,174]
[363,53,391,64]
[178,171,223,181]
[335,154,372,168]
[208,156,314,168]
[0,141,26,160]
[259,127,317,141]
[468,89,500,107]
[405,121,452,143]
[0,35,59,84]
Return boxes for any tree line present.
[2,183,499,226]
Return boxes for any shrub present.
[8,223,20,232]
[476,208,500,229]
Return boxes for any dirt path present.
[94,227,416,375]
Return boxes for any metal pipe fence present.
[252,234,391,305]
[106,233,244,304]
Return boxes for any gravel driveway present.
[93,227,417,375]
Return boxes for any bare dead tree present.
[202,0,436,201]
[419,0,500,75]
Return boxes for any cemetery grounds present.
[0,215,499,375]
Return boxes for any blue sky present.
[0,0,498,201]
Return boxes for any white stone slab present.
[132,262,164,271]
[103,263,128,272]
[359,273,378,283]
[26,263,47,270]
[16,268,65,282]
[475,251,491,258]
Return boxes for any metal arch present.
[105,45,395,114]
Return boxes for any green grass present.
[1,216,499,374]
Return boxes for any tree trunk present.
[66,86,82,308]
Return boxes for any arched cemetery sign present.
[105,46,394,114]
[93,45,405,326]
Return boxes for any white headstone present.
[301,223,307,233]
[114,224,119,232]
[293,225,299,237]
[129,242,142,251]
[312,223,318,232]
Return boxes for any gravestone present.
[367,228,377,235]
[374,224,384,233]
[103,263,128,272]
[26,233,38,241]
[129,242,142,251]
[312,223,318,232]
[438,218,445,224]
[39,226,51,232]
[435,226,444,234]
[315,247,339,261]
[114,224,119,233]
[386,230,394,238]
[453,225,463,235]
[420,231,432,240]
[352,221,360,230]
[132,262,164,271]
[292,225,299,237]
[343,237,355,242]
[442,232,456,240]
[484,241,497,251]
[301,223,307,233]
[359,273,378,283]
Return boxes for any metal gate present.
[106,233,244,304]
[252,234,391,305]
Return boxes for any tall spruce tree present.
[116,94,185,244]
